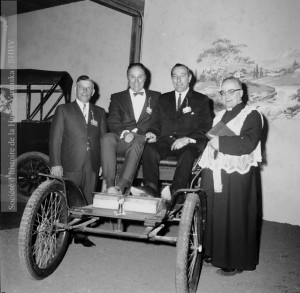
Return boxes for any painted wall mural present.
[194,38,300,120]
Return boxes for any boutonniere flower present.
[182,97,192,114]
[146,96,152,114]
[90,110,98,126]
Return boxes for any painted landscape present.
[194,39,300,120]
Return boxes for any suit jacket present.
[49,101,107,172]
[148,89,213,152]
[107,89,160,136]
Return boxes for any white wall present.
[6,0,132,111]
[4,0,300,225]
[142,0,300,226]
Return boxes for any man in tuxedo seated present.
[142,63,213,200]
[101,63,160,195]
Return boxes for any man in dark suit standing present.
[101,63,160,194]
[49,75,107,246]
[143,63,213,199]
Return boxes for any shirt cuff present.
[187,137,196,143]
[120,130,130,139]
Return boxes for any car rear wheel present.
[17,152,50,199]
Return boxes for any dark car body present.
[1,69,73,197]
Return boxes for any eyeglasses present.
[77,84,93,92]
[219,89,241,96]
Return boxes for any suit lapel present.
[73,101,86,123]
[88,104,93,126]
[137,90,151,122]
[181,89,192,109]
[124,90,136,121]
[177,89,192,116]
[170,91,179,115]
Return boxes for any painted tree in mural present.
[197,38,254,86]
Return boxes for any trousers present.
[101,133,146,191]
[142,138,199,192]
[64,150,97,205]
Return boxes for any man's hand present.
[171,137,190,151]
[51,166,63,177]
[145,132,157,143]
[124,132,134,143]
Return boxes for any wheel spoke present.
[29,160,35,172]
[26,182,35,194]
[188,210,200,283]
[18,157,50,197]
[18,170,30,177]
[31,190,66,268]
[18,179,30,187]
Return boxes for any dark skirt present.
[201,166,262,270]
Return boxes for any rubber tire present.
[17,152,50,199]
[18,180,70,280]
[175,193,203,293]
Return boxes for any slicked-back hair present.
[171,63,191,77]
[222,76,242,89]
[76,75,94,86]
[127,63,147,77]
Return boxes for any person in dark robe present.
[198,76,263,276]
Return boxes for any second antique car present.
[1,69,73,199]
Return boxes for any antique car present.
[1,69,72,198]
[18,162,206,293]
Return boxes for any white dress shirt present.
[76,99,89,123]
[120,89,146,138]
[175,88,196,144]
[175,87,189,108]
[129,88,146,122]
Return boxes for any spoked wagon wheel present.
[18,179,70,280]
[17,152,50,199]
[176,193,204,293]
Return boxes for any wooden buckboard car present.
[18,161,207,293]
[0,69,72,198]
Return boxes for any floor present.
[1,191,300,293]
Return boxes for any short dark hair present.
[171,63,191,76]
[127,63,147,77]
[222,76,242,89]
[76,75,94,85]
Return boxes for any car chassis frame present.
[18,164,206,293]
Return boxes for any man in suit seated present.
[49,75,107,246]
[101,63,160,195]
[143,63,213,200]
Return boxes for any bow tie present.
[133,92,144,96]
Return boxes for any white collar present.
[129,88,145,94]
[175,87,189,99]
[76,99,89,110]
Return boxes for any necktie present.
[133,92,144,96]
[177,94,182,111]
[83,104,87,123]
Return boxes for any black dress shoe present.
[139,185,160,198]
[216,268,242,276]
[74,234,95,247]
